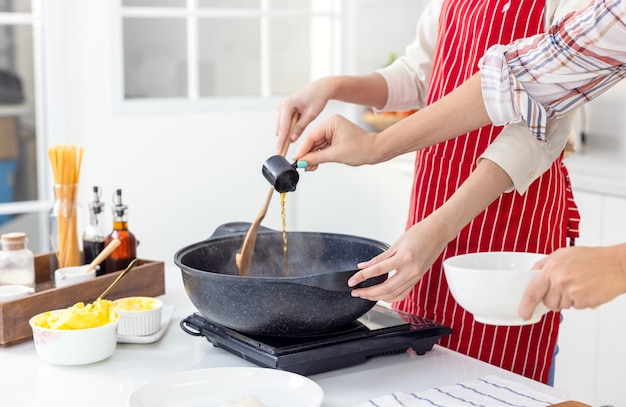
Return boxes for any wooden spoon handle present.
[86,238,121,273]
[279,114,298,157]
[236,187,274,275]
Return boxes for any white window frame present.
[110,0,343,114]
[0,0,54,251]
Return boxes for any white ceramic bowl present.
[29,309,119,365]
[443,251,549,326]
[113,297,163,336]
[54,265,96,288]
[0,285,34,303]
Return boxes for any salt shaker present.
[0,232,35,288]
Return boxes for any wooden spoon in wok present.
[236,113,299,276]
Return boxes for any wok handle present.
[295,269,361,292]
[179,313,207,337]
[208,222,276,240]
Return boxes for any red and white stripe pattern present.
[393,0,580,384]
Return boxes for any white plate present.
[117,304,175,344]
[128,367,324,407]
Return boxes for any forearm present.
[325,73,389,110]
[427,158,513,243]
[371,74,491,162]
[610,243,626,290]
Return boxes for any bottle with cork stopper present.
[83,186,108,276]
[104,189,137,273]
[0,232,35,287]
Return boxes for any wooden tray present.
[0,253,165,347]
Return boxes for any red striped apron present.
[392,0,580,384]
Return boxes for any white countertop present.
[565,136,626,197]
[0,267,571,407]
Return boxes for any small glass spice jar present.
[0,232,35,288]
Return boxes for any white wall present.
[581,79,626,153]
[58,0,425,269]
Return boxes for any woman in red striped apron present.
[393,0,573,383]
[390,0,580,384]
[277,0,582,384]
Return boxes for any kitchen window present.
[115,0,342,112]
[0,0,51,253]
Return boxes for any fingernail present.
[347,278,357,287]
[296,160,308,169]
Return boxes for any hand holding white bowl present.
[519,244,626,319]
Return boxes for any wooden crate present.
[0,253,165,347]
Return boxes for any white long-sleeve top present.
[377,0,591,193]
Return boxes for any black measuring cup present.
[262,155,301,193]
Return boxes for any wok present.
[174,222,389,336]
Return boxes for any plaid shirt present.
[480,0,626,142]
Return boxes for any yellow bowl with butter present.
[113,296,163,336]
[29,299,120,365]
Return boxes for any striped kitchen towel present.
[354,375,565,407]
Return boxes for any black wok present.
[174,222,389,335]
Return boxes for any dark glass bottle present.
[104,189,137,273]
[82,186,107,276]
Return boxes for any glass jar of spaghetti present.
[49,183,81,278]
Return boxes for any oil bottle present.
[82,186,107,275]
[104,189,137,273]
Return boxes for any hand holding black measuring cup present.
[262,155,307,193]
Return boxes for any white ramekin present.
[113,297,163,336]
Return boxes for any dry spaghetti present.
[48,145,84,268]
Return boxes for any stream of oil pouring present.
[280,192,289,276]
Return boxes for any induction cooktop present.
[180,305,452,376]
